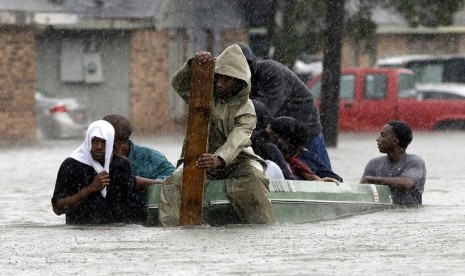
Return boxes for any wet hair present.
[102,114,132,140]
[270,116,311,149]
[388,120,412,149]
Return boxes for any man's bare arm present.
[361,176,416,191]
[134,176,162,193]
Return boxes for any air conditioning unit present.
[83,53,104,83]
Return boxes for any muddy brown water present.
[1,132,464,275]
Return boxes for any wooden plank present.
[179,58,215,226]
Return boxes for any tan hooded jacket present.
[172,44,264,166]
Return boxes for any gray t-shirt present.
[362,154,426,205]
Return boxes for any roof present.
[375,55,438,67]
[0,0,166,19]
[159,0,246,29]
[0,0,167,29]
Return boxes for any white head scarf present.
[70,120,115,197]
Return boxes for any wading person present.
[103,114,175,188]
[51,120,143,224]
[158,44,276,226]
[237,43,342,182]
[361,121,426,205]
[103,114,176,222]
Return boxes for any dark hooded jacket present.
[238,44,322,140]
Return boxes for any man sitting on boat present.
[158,44,276,226]
[51,120,145,224]
[251,99,288,179]
[361,121,426,205]
[238,43,342,182]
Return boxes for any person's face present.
[90,136,106,163]
[266,125,296,157]
[376,124,398,153]
[113,137,130,157]
[214,74,237,99]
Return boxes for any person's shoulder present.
[406,154,426,165]
[58,157,92,175]
[112,153,131,167]
[61,157,83,168]
[132,143,170,161]
[133,143,164,155]
[260,59,284,67]
[366,155,386,165]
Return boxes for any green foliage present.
[389,0,465,27]
[267,0,465,66]
[269,0,326,67]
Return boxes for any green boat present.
[146,180,395,226]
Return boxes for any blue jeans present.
[298,133,343,182]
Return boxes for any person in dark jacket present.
[51,120,143,224]
[251,99,291,179]
[238,43,342,182]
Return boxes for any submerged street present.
[0,132,464,275]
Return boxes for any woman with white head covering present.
[52,120,143,224]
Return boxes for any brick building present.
[0,26,35,145]
[0,0,250,145]
[342,6,465,68]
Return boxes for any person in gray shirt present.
[361,121,426,205]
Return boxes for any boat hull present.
[146,180,394,226]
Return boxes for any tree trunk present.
[320,0,344,147]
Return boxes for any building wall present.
[220,28,249,50]
[35,30,131,122]
[128,28,249,136]
[0,26,35,145]
[130,29,183,135]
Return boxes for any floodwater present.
[1,132,464,275]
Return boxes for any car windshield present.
[398,73,418,98]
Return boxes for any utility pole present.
[320,0,344,147]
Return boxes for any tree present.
[388,0,465,27]
[320,0,344,147]
[253,0,465,147]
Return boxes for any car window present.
[308,80,322,98]
[409,63,444,84]
[443,58,465,83]
[364,74,386,99]
[399,73,418,98]
[420,91,465,100]
[340,74,355,100]
[308,74,355,100]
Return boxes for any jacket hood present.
[237,43,258,76]
[215,44,251,99]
